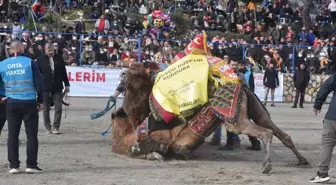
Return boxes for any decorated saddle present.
[136,31,244,143]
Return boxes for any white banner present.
[65,67,284,101]
[66,67,123,97]
[253,73,284,102]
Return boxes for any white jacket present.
[328,1,336,12]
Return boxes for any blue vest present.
[244,68,252,89]
[0,56,36,100]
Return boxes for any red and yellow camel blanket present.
[149,31,243,125]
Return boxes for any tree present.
[302,0,313,30]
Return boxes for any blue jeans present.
[213,127,240,142]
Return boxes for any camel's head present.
[125,62,161,92]
[122,62,162,125]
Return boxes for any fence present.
[0,30,335,74]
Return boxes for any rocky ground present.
[0,98,333,185]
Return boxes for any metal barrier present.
[0,30,335,74]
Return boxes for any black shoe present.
[310,171,330,183]
[246,144,261,151]
[208,137,221,146]
[218,144,234,151]
[271,104,275,107]
[300,105,304,108]
[291,105,297,108]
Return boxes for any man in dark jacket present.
[37,43,70,134]
[310,74,336,183]
[238,62,261,150]
[263,63,279,107]
[291,63,310,108]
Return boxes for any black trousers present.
[294,87,306,106]
[0,104,6,135]
[6,102,39,169]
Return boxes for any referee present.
[0,41,44,174]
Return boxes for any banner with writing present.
[66,66,123,97]
[253,73,284,102]
[152,54,209,115]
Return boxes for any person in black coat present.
[263,63,280,106]
[37,43,70,134]
[292,63,310,108]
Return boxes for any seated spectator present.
[81,44,95,65]
[96,47,109,65]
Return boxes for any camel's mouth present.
[111,108,128,120]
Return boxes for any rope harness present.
[90,96,116,120]
[62,91,70,119]
[90,96,117,136]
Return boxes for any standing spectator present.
[238,62,261,151]
[32,1,45,20]
[328,0,336,24]
[75,16,86,34]
[0,41,43,174]
[209,58,242,150]
[37,43,70,134]
[95,15,110,34]
[263,63,280,106]
[310,73,336,183]
[291,63,310,108]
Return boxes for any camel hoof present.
[147,152,164,162]
[298,158,309,165]
[159,144,168,154]
[261,162,272,173]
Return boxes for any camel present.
[111,62,309,173]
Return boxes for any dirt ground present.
[0,97,333,185]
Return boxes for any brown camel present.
[111,63,309,173]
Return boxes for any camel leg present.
[130,138,168,156]
[243,88,309,165]
[239,119,273,173]
[174,147,197,160]
[135,152,164,161]
[270,128,309,165]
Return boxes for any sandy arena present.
[0,97,332,185]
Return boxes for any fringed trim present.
[211,89,243,124]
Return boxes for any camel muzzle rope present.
[90,97,117,136]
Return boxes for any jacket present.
[314,74,336,121]
[0,53,43,103]
[243,68,255,92]
[37,54,70,92]
[293,68,310,88]
[263,68,279,89]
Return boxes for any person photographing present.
[0,41,44,174]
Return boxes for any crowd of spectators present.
[0,0,336,74]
